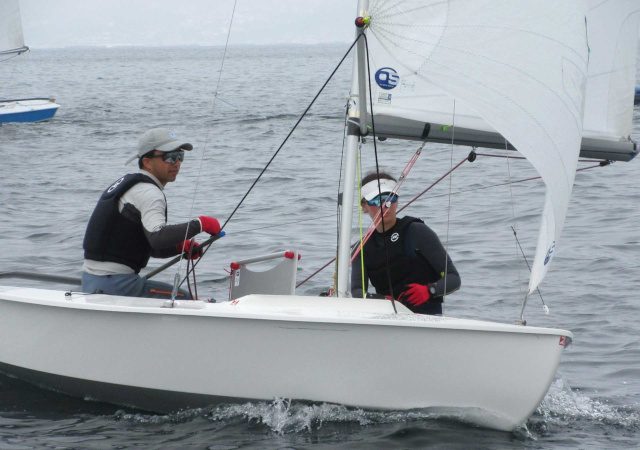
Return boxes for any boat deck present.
[0,285,572,337]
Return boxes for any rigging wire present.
[505,139,525,306]
[328,101,352,297]
[0,52,22,64]
[511,226,548,312]
[443,102,457,313]
[0,52,24,99]
[170,0,240,303]
[177,35,362,291]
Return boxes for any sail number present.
[544,241,556,265]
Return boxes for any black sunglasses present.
[147,150,185,164]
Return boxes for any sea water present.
[0,45,639,449]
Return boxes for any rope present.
[350,144,424,264]
[398,155,469,213]
[298,151,601,290]
[10,156,606,286]
[362,32,398,312]
[178,36,362,291]
[298,152,468,289]
[297,143,438,290]
[357,143,366,298]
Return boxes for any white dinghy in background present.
[0,0,638,432]
[0,0,59,124]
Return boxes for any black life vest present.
[83,173,165,273]
[363,216,442,300]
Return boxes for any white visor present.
[361,178,397,201]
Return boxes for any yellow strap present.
[356,148,366,298]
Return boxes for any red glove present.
[198,216,221,235]
[398,283,431,307]
[177,239,202,260]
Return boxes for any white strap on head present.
[361,178,397,201]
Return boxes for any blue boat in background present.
[0,98,60,124]
[635,87,640,105]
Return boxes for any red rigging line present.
[297,151,608,289]
[350,152,470,264]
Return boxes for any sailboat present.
[0,0,59,124]
[0,0,638,432]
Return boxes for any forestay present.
[0,0,28,56]
[364,0,589,295]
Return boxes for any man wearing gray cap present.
[81,127,222,299]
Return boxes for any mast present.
[336,0,369,297]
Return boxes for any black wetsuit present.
[351,216,461,315]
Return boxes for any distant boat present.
[635,87,640,105]
[0,97,59,123]
[0,0,59,124]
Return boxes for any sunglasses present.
[366,194,398,207]
[148,150,185,164]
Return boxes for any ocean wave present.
[532,378,640,432]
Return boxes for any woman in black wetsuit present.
[351,171,461,315]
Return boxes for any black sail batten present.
[579,137,637,162]
[370,114,638,162]
[0,45,28,56]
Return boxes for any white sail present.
[0,0,28,56]
[365,0,589,294]
[365,1,637,161]
[583,0,640,145]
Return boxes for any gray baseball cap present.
[125,128,193,165]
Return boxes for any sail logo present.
[107,177,125,193]
[375,67,399,90]
[544,241,556,265]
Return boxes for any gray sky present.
[20,0,357,48]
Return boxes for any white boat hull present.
[0,286,571,431]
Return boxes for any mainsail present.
[0,0,28,56]
[364,1,637,162]
[583,0,640,147]
[364,0,590,295]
